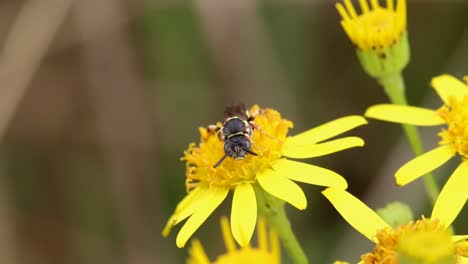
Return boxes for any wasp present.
[208,103,263,168]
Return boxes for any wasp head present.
[225,135,251,159]
[213,135,257,168]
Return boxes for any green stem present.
[378,73,440,205]
[254,184,308,264]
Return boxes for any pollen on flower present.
[182,105,293,191]
[398,229,454,263]
[456,240,468,259]
[361,217,444,263]
[437,96,468,158]
[336,0,406,50]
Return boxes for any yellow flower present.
[336,0,409,78]
[322,188,468,264]
[164,105,367,248]
[336,0,406,50]
[187,216,280,264]
[398,229,455,264]
[365,74,468,228]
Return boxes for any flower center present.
[357,8,395,36]
[353,7,402,50]
[183,105,293,190]
[337,0,406,50]
[361,217,445,263]
[437,95,468,158]
[456,240,468,260]
[398,230,455,263]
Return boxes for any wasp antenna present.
[245,148,258,156]
[213,152,231,168]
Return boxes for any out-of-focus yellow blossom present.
[398,229,455,264]
[336,0,409,78]
[187,217,280,264]
[323,188,468,264]
[366,74,468,228]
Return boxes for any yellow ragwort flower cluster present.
[323,188,468,264]
[164,105,366,248]
[437,95,468,158]
[362,217,446,263]
[187,217,280,264]
[366,75,468,229]
[336,0,406,50]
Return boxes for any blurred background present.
[0,0,467,263]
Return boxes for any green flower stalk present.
[254,185,308,264]
[336,0,440,204]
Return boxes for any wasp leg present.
[247,108,264,122]
[207,124,220,133]
[247,108,280,141]
[249,121,282,142]
[207,124,223,141]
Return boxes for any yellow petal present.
[221,217,236,252]
[431,74,468,105]
[452,235,468,242]
[386,0,394,11]
[286,115,367,145]
[322,188,390,243]
[163,187,209,237]
[175,187,202,212]
[231,183,257,247]
[176,187,228,248]
[173,187,212,225]
[460,257,468,264]
[336,3,351,22]
[283,136,364,159]
[272,159,348,189]
[187,240,211,264]
[365,104,444,126]
[257,169,307,210]
[344,0,358,18]
[359,0,370,13]
[395,145,454,186]
[431,161,468,228]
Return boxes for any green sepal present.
[356,32,410,79]
[376,201,414,228]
